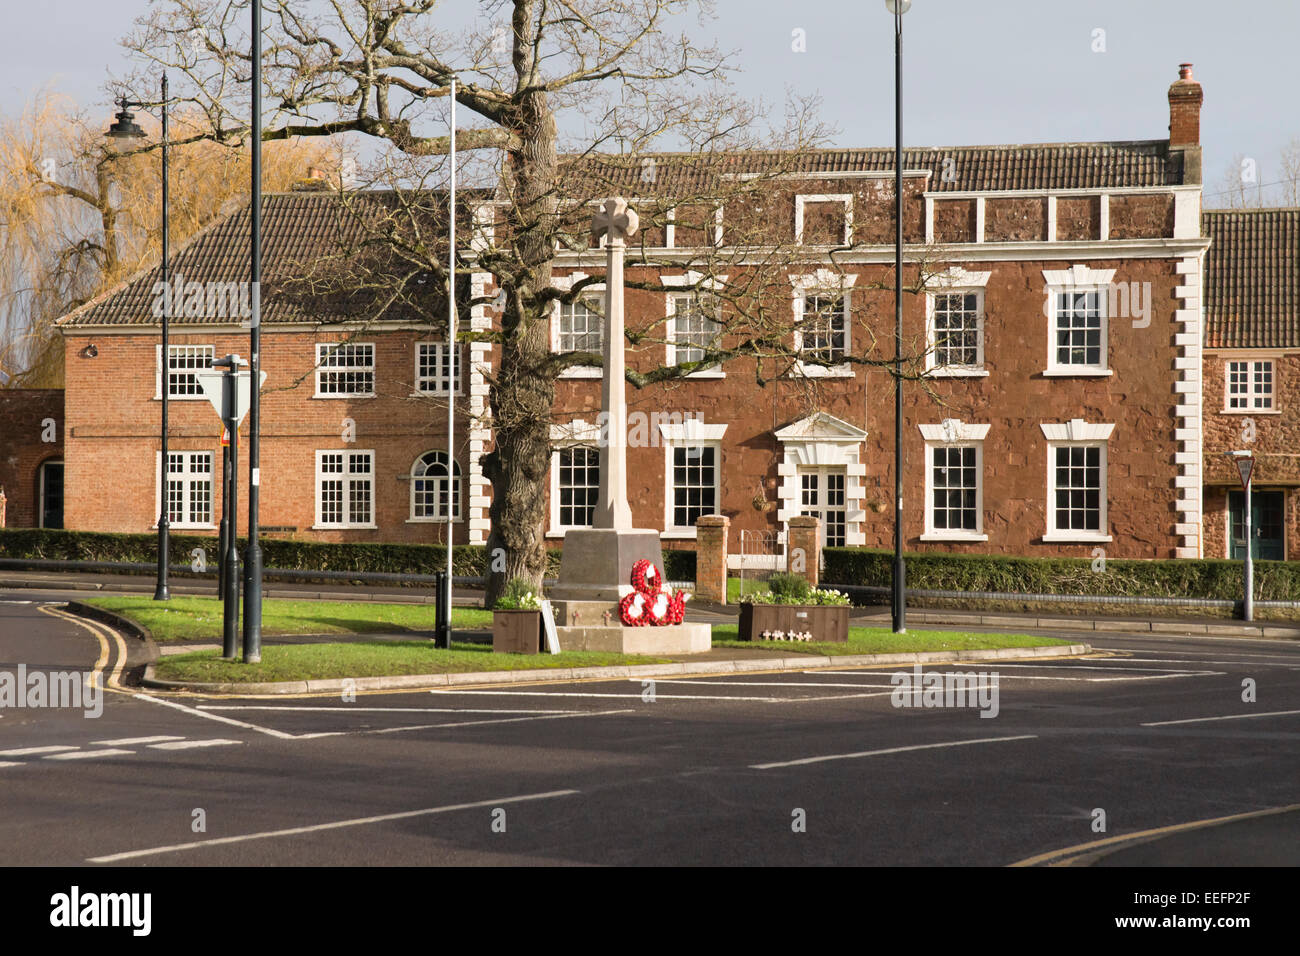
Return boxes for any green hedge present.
[0,528,695,582]
[822,547,1300,602]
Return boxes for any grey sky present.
[3,0,1294,204]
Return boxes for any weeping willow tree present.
[0,90,343,387]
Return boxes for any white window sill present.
[312,392,377,399]
[1042,532,1112,543]
[925,368,989,378]
[1042,369,1113,378]
[1220,407,1279,415]
[920,532,988,542]
[406,517,464,524]
[661,529,699,539]
[546,527,590,539]
[675,368,725,379]
[559,368,602,379]
[153,395,210,402]
[153,524,217,531]
[792,363,854,379]
[411,390,462,398]
[311,523,378,531]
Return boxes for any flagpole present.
[444,76,456,649]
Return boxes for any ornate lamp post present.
[107,76,171,602]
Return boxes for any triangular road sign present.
[1235,456,1255,490]
[195,369,267,429]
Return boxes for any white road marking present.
[199,705,571,715]
[637,678,901,689]
[86,789,581,863]
[1142,709,1300,727]
[0,761,23,768]
[92,736,185,746]
[808,669,1216,683]
[751,734,1040,770]
[1102,655,1300,666]
[0,745,79,757]
[1101,633,1298,645]
[149,738,243,750]
[131,692,297,739]
[44,749,135,761]
[340,708,638,737]
[430,688,892,702]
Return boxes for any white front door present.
[798,466,847,548]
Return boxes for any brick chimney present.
[291,165,332,192]
[1168,63,1204,184]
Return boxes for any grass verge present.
[152,642,672,682]
[84,596,492,642]
[711,624,1070,656]
[726,577,774,603]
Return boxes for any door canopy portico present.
[774,412,868,545]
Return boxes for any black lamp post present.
[107,76,171,602]
[243,1,264,663]
[887,0,910,633]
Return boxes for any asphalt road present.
[1,593,1297,867]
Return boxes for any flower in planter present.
[495,578,544,610]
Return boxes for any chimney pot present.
[1179,62,1194,80]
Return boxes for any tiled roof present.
[1203,208,1300,349]
[58,190,473,328]
[60,141,1185,329]
[569,141,1183,194]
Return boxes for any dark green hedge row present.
[822,547,1299,601]
[0,529,696,582]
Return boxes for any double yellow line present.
[38,604,133,696]
[1010,803,1300,866]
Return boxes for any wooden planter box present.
[738,603,849,643]
[493,609,543,654]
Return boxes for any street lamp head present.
[105,99,146,151]
[885,0,912,14]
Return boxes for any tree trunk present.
[482,88,558,608]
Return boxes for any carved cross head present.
[591,197,639,246]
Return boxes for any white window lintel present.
[1040,420,1115,442]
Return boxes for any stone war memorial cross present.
[549,198,712,654]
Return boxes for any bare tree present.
[1206,141,1300,209]
[122,0,952,603]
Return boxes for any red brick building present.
[51,65,1216,564]
[1201,207,1300,559]
[0,389,65,529]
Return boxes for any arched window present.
[411,451,461,521]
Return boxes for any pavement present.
[2,592,1297,868]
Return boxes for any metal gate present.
[737,529,786,599]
